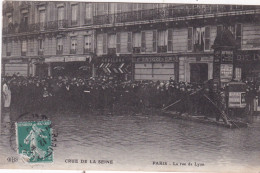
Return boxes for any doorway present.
[190,63,208,83]
[36,63,48,78]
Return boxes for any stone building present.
[2,1,95,78]
[2,2,260,83]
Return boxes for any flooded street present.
[1,108,260,172]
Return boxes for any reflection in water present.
[0,109,260,170]
[1,110,10,134]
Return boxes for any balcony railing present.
[56,49,63,55]
[108,48,116,55]
[93,5,257,25]
[133,47,141,54]
[3,20,68,35]
[94,15,112,25]
[157,46,167,53]
[38,50,44,55]
[3,24,17,35]
[58,20,68,29]
[84,48,92,54]
[71,20,78,26]
[18,22,30,33]
[6,52,11,56]
[21,52,26,56]
[84,18,93,25]
[70,49,77,54]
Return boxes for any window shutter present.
[71,37,77,50]
[152,30,157,52]
[104,3,109,15]
[187,27,193,52]
[71,38,74,49]
[90,35,93,52]
[22,40,27,52]
[116,33,121,53]
[204,26,210,51]
[84,36,88,49]
[58,7,64,21]
[127,32,132,53]
[85,3,92,21]
[217,25,223,36]
[57,38,63,51]
[39,10,46,23]
[103,34,107,54]
[236,24,242,49]
[141,31,146,52]
[116,3,122,13]
[38,39,43,50]
[71,4,78,25]
[167,29,173,52]
[7,41,12,53]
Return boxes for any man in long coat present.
[3,80,11,109]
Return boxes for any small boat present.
[163,110,248,129]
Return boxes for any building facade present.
[2,1,95,78]
[2,2,260,83]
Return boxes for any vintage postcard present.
[1,1,260,172]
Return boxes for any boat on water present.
[163,110,248,129]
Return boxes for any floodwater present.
[1,108,260,172]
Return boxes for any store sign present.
[5,59,28,64]
[101,57,126,63]
[228,92,246,108]
[221,50,233,63]
[133,56,178,63]
[236,53,260,61]
[220,64,233,82]
[65,57,87,62]
[45,57,64,62]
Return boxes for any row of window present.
[6,3,246,28]
[4,24,242,56]
[97,25,242,55]
[98,25,241,55]
[5,35,93,56]
[6,3,93,27]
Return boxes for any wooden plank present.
[97,34,103,55]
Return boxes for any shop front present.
[236,50,260,113]
[2,58,29,77]
[32,58,48,78]
[37,55,93,78]
[133,56,179,81]
[44,57,65,77]
[178,55,213,83]
[95,55,132,81]
[236,50,260,82]
[63,56,93,78]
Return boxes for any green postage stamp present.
[16,121,53,163]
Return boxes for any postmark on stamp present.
[15,120,53,163]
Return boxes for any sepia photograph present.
[0,1,260,172]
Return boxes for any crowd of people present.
[1,74,260,118]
